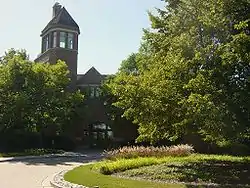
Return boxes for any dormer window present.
[59,32,66,48]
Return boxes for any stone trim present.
[50,162,99,188]
[50,170,88,188]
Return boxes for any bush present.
[24,148,64,155]
[94,157,169,175]
[103,144,194,160]
[94,154,250,175]
[218,143,250,156]
[0,132,40,152]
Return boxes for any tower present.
[35,3,80,89]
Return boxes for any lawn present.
[64,164,186,188]
[65,154,250,188]
[119,160,250,186]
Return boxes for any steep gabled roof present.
[77,67,107,85]
[41,7,80,35]
[85,67,102,76]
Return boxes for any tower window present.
[43,35,49,52]
[59,32,66,48]
[53,32,57,48]
[68,33,74,49]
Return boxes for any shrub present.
[24,148,64,155]
[94,157,167,175]
[103,144,194,160]
[94,154,250,175]
[0,132,40,152]
[218,143,250,156]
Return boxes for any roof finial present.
[52,2,62,18]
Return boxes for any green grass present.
[64,164,186,188]
[119,161,250,187]
[65,154,250,188]
[0,148,64,157]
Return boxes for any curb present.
[50,170,87,188]
[50,162,98,188]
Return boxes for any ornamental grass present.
[103,144,194,160]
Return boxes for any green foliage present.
[0,48,29,64]
[101,74,138,142]
[0,148,64,157]
[65,155,250,187]
[95,157,167,175]
[0,49,84,147]
[119,53,139,74]
[93,154,250,175]
[107,0,250,145]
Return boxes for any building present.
[35,3,137,147]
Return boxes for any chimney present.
[52,2,62,18]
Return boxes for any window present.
[43,35,49,52]
[91,123,113,140]
[53,32,57,48]
[90,87,95,98]
[59,32,66,48]
[89,87,101,98]
[107,131,113,138]
[68,33,74,49]
[95,87,100,97]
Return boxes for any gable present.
[77,67,106,85]
[41,7,80,35]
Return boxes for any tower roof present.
[41,4,80,36]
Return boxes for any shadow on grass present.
[167,160,250,187]
[119,158,250,188]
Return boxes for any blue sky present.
[0,0,164,74]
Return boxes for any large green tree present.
[101,54,139,142]
[0,49,84,146]
[108,0,250,145]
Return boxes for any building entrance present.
[89,122,113,148]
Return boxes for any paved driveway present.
[0,154,101,188]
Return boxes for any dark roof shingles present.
[41,7,80,35]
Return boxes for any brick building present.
[35,3,137,147]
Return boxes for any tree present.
[119,53,139,74]
[108,0,250,145]
[101,54,140,143]
[0,49,84,147]
[0,48,29,64]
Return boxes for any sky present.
[0,0,164,74]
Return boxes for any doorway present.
[89,122,113,148]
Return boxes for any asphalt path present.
[0,153,101,188]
